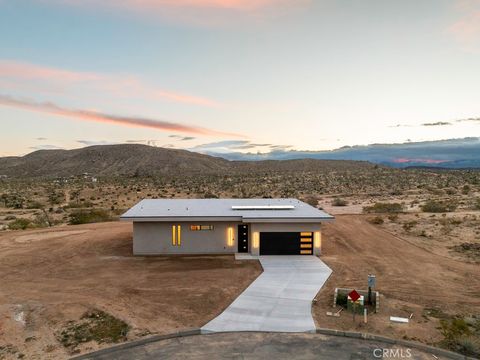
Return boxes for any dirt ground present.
[1,216,479,359]
[0,223,262,359]
[314,214,480,345]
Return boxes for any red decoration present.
[348,289,360,302]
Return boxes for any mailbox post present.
[368,274,376,306]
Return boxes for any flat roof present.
[120,198,334,223]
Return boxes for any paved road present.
[79,332,448,360]
[202,255,332,332]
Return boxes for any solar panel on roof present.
[231,205,295,210]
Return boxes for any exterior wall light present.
[253,232,259,249]
[227,227,234,246]
[314,231,321,249]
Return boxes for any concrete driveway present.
[201,255,332,333]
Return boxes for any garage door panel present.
[260,232,312,255]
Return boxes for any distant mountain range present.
[206,137,480,169]
[0,138,478,179]
[0,144,374,178]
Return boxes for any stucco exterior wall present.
[132,221,239,255]
[132,221,323,255]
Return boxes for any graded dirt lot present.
[1,216,479,359]
[314,214,480,345]
[0,223,262,359]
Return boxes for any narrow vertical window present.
[172,225,176,246]
[177,225,181,246]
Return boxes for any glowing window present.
[190,225,214,231]
[172,225,181,246]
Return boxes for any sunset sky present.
[1,0,480,156]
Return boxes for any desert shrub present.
[439,318,479,357]
[57,309,129,354]
[4,215,16,221]
[421,199,457,213]
[363,202,404,214]
[25,201,44,209]
[387,214,399,222]
[69,209,112,225]
[472,198,480,210]
[402,220,417,231]
[440,318,470,340]
[445,188,457,195]
[331,198,348,206]
[8,218,32,230]
[203,192,218,199]
[368,216,384,225]
[65,201,95,209]
[336,293,347,307]
[302,196,319,207]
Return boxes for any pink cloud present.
[0,60,220,107]
[43,0,310,25]
[0,60,100,82]
[393,158,449,164]
[0,94,241,137]
[448,11,480,41]
[447,0,480,50]
[52,0,294,11]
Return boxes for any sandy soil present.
[314,214,480,345]
[1,216,479,358]
[0,223,262,359]
[377,211,480,263]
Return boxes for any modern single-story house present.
[120,198,334,256]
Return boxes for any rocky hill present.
[0,144,376,178]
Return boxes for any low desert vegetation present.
[367,216,384,224]
[363,202,404,214]
[57,309,129,355]
[68,209,114,225]
[421,199,458,213]
[331,197,348,206]
[7,218,32,230]
[439,317,480,357]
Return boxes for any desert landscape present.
[0,145,479,359]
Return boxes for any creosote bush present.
[68,209,112,225]
[363,202,404,214]
[8,218,31,230]
[331,197,348,206]
[368,216,384,225]
[421,199,457,213]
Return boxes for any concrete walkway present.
[201,256,332,333]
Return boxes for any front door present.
[237,224,249,253]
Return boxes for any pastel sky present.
[1,0,480,156]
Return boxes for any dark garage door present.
[260,232,313,255]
